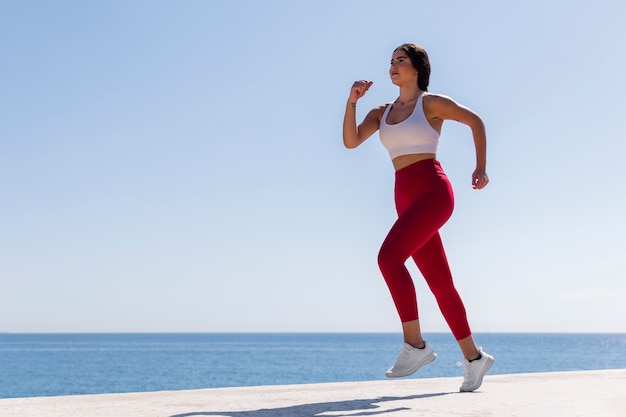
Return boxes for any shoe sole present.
[385,352,437,378]
[459,355,494,392]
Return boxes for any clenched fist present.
[348,80,373,104]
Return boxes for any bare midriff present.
[391,153,437,171]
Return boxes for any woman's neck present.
[395,85,423,105]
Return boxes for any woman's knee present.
[377,244,405,275]
[377,243,393,265]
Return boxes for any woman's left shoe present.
[385,341,437,378]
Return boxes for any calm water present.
[1,333,625,398]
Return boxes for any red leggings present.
[377,159,471,340]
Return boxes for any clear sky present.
[1,0,625,333]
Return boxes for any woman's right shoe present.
[459,348,494,392]
[385,341,437,378]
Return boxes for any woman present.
[342,43,494,392]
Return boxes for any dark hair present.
[395,43,430,91]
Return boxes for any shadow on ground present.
[170,392,451,417]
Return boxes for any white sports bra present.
[379,93,440,159]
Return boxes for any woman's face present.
[389,49,417,86]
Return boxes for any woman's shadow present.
[170,392,451,417]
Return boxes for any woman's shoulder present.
[366,103,391,118]
[423,93,460,113]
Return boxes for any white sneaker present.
[459,348,494,392]
[385,342,437,378]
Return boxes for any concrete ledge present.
[1,369,625,417]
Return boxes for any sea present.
[1,333,625,399]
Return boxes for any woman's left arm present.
[426,94,489,190]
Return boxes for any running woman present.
[342,43,494,392]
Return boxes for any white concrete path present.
[1,369,625,417]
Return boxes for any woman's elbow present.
[343,135,360,149]
[467,114,485,132]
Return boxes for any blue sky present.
[1,0,625,333]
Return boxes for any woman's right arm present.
[343,80,381,149]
